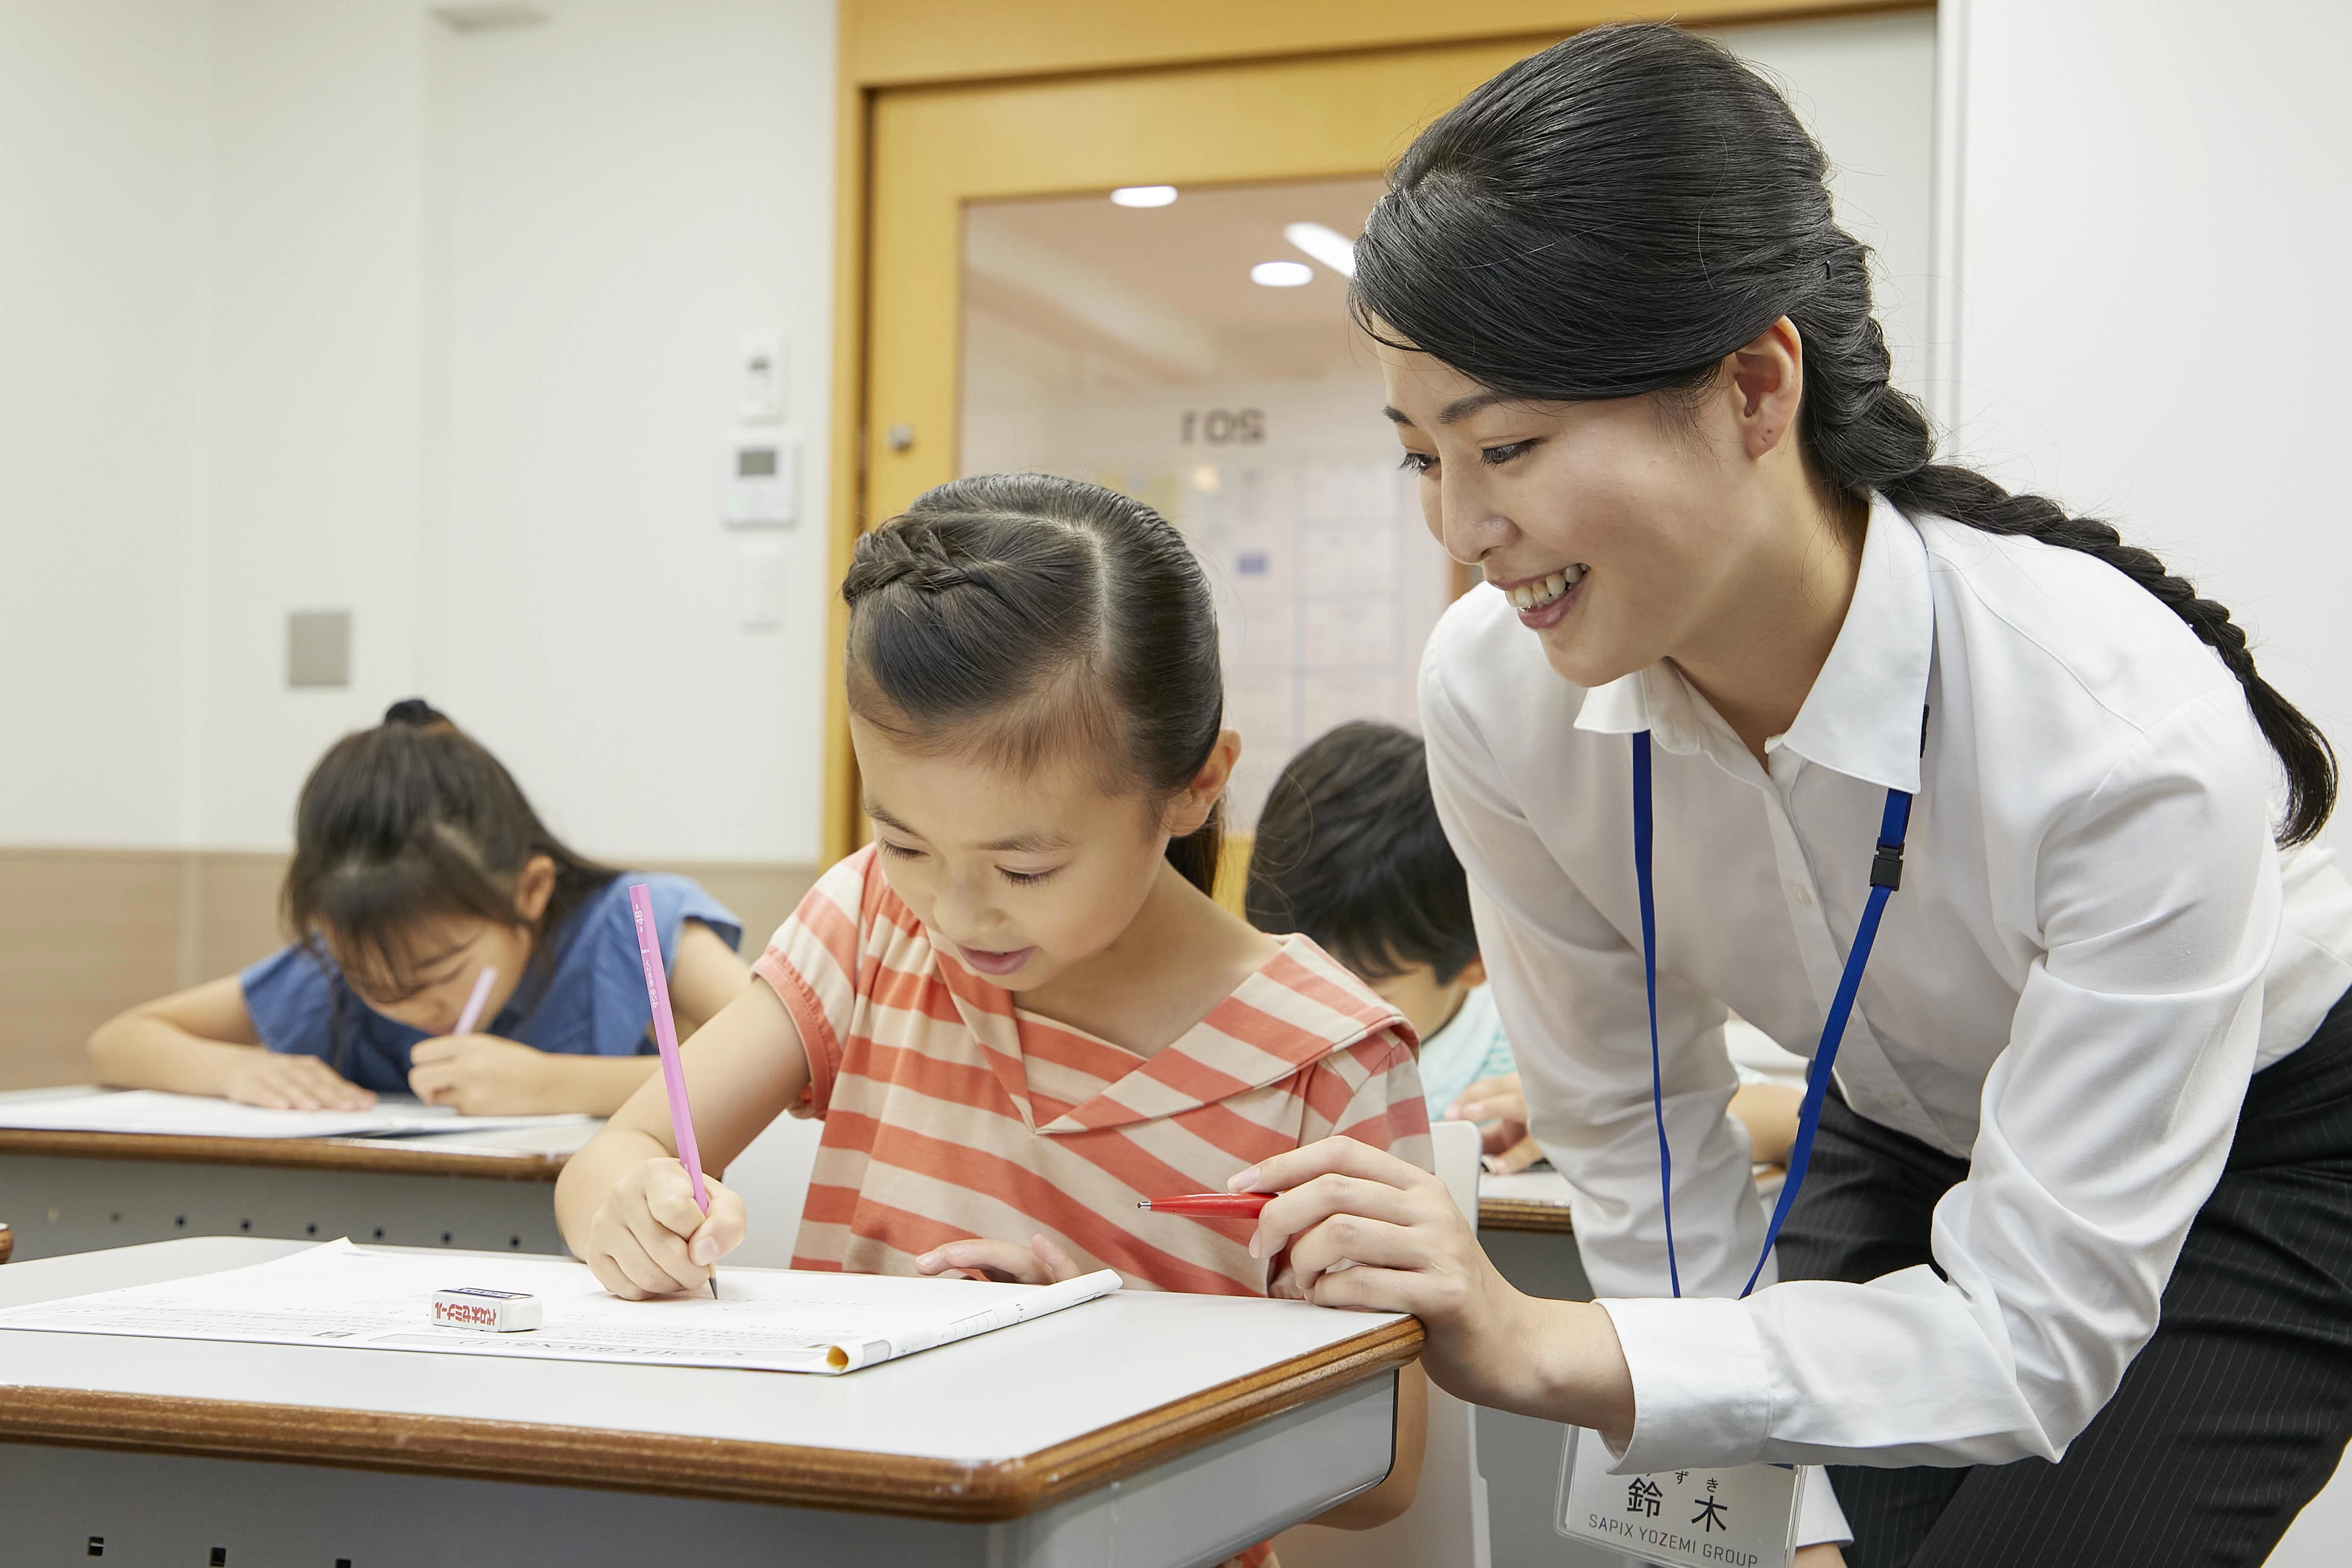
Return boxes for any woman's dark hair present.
[841,474,1227,894]
[285,699,618,1006]
[1246,722,1478,985]
[1352,22,2335,844]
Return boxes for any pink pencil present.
[452,966,497,1037]
[628,883,716,1297]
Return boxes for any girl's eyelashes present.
[999,866,1061,887]
[877,840,926,862]
[1396,451,1438,475]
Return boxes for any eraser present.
[430,1287,543,1333]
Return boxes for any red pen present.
[1136,1192,1271,1218]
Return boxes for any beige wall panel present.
[194,852,295,983]
[0,851,183,1091]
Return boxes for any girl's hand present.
[408,1035,556,1114]
[914,1233,1086,1285]
[582,1157,746,1299]
[223,1050,375,1111]
[1445,1073,1544,1174]
[1236,1136,1635,1437]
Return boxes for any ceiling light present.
[1284,222,1358,278]
[1251,260,1314,288]
[1110,185,1178,208]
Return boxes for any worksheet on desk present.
[0,1240,1120,1374]
[0,1089,591,1139]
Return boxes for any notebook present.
[0,1239,1121,1375]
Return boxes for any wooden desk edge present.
[0,1315,1422,1520]
[0,1129,569,1181]
[1477,1197,1575,1234]
[0,1224,12,1266]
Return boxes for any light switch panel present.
[287,610,351,688]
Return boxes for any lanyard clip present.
[1869,841,1906,891]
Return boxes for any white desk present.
[0,1086,591,1259]
[0,1237,1418,1568]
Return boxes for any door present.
[842,11,1938,882]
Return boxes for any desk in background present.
[0,1237,1418,1568]
[0,1086,589,1260]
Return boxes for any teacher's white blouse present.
[1422,495,2352,1472]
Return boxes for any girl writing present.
[89,701,748,1116]
[555,475,1433,1546]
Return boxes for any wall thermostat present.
[723,431,799,527]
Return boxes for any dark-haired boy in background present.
[1246,721,1803,1174]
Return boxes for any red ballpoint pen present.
[1136,1192,1272,1218]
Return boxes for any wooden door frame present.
[823,0,1931,861]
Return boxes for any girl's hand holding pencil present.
[581,1157,747,1300]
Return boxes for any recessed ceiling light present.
[1284,222,1358,278]
[1251,260,1314,288]
[1110,186,1178,208]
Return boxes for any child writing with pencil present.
[88,701,748,1117]
[557,475,1432,1547]
[1245,721,1805,1176]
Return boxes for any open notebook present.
[0,1240,1121,1375]
[0,1089,592,1140]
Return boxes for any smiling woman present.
[1244,22,2352,1568]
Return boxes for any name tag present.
[1557,1426,1801,1568]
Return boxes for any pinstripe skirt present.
[1777,988,2352,1568]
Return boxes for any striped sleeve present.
[1301,1026,1434,1172]
[752,848,878,1118]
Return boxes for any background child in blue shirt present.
[1246,722,1801,1173]
[87,700,747,1116]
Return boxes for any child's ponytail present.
[842,475,1229,896]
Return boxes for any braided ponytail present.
[842,474,1228,894]
[1352,21,2336,844]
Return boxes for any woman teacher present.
[1240,24,2352,1568]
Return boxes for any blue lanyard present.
[1631,731,1913,1299]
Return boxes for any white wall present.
[0,0,213,847]
[0,0,837,864]
[1947,0,2352,852]
[437,0,836,863]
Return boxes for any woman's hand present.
[1446,1072,1545,1174]
[408,1035,557,1114]
[914,1233,1087,1285]
[223,1049,375,1111]
[581,1156,745,1299]
[1236,1136,1637,1440]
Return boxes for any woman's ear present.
[1164,728,1243,838]
[513,854,558,923]
[1724,315,1805,462]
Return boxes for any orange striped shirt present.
[753,845,1433,1294]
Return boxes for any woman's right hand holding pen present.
[582,1156,747,1299]
[1233,1136,1637,1447]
